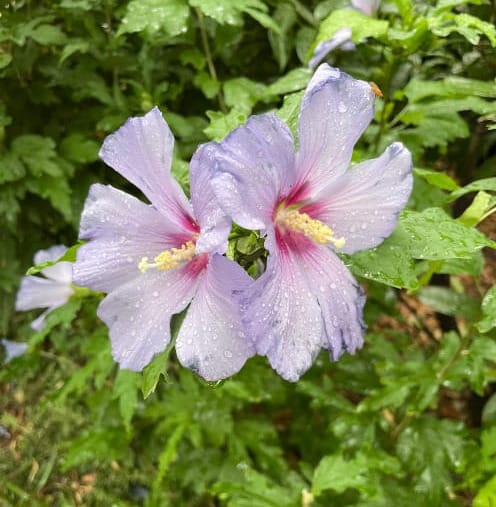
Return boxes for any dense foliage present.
[1,0,496,505]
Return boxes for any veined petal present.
[308,28,353,69]
[74,184,191,293]
[210,113,296,230]
[175,254,255,381]
[97,260,203,371]
[99,107,196,232]
[303,142,413,254]
[189,144,231,255]
[242,234,324,382]
[297,244,366,359]
[295,64,375,198]
[15,276,73,312]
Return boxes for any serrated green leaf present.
[477,287,496,334]
[60,133,99,163]
[0,153,25,183]
[119,0,190,36]
[204,108,248,141]
[114,369,141,433]
[404,78,496,102]
[312,453,369,496]
[311,8,388,57]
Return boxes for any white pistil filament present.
[277,207,346,249]
[138,240,196,273]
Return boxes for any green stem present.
[195,8,226,112]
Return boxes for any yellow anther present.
[278,209,346,248]
[138,241,196,273]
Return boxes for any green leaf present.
[393,208,496,259]
[311,8,388,58]
[11,135,60,177]
[477,287,496,334]
[193,71,220,99]
[0,53,12,69]
[428,12,496,46]
[119,0,190,36]
[448,178,496,202]
[29,24,67,45]
[414,168,459,191]
[312,453,369,496]
[348,244,419,290]
[264,68,312,97]
[223,78,266,110]
[60,133,99,163]
[474,475,496,507]
[189,0,276,29]
[276,90,304,139]
[458,191,493,226]
[114,369,141,433]
[0,153,25,183]
[418,286,480,319]
[141,349,170,398]
[204,108,248,141]
[404,78,496,102]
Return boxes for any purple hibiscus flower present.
[73,107,254,381]
[16,245,74,331]
[208,64,413,381]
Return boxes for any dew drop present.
[224,350,233,358]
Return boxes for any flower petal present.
[308,28,353,69]
[34,245,73,284]
[295,64,375,197]
[351,0,380,15]
[1,339,28,363]
[15,276,73,312]
[303,142,413,254]
[210,113,296,230]
[97,261,203,371]
[189,144,231,255]
[242,235,324,382]
[99,107,196,231]
[297,244,366,359]
[74,184,191,293]
[175,254,255,381]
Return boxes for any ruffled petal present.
[302,142,413,254]
[175,254,255,381]
[297,244,366,359]
[34,245,73,284]
[99,107,196,231]
[242,234,324,382]
[308,28,353,69]
[74,184,191,293]
[295,64,375,198]
[189,144,231,255]
[210,113,296,230]
[15,276,73,312]
[97,260,204,371]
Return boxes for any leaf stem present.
[195,8,226,112]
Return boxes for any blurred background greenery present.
[1,0,496,505]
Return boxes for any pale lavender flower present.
[209,64,413,381]
[308,0,381,68]
[1,339,28,363]
[16,245,74,331]
[73,107,254,381]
